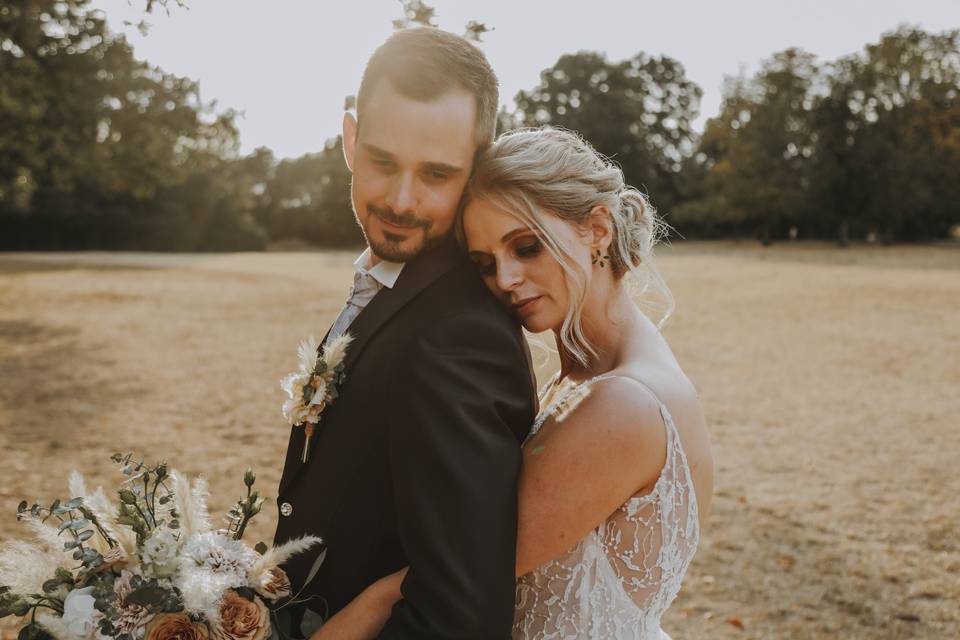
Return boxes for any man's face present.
[343,81,478,263]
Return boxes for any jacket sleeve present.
[376,311,532,639]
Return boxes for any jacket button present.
[280,502,293,517]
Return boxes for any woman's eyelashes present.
[515,238,543,257]
[473,238,544,277]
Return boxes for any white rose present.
[142,529,180,578]
[62,587,103,639]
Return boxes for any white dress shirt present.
[325,248,404,343]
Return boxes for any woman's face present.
[464,198,592,333]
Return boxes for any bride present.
[315,126,714,639]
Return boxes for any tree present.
[677,27,960,244]
[678,49,820,244]
[511,51,702,215]
[257,138,362,248]
[0,0,265,250]
[830,26,960,242]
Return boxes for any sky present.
[88,0,959,159]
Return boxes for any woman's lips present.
[512,296,542,318]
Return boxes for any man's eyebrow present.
[422,161,464,175]
[362,144,463,173]
[362,143,394,157]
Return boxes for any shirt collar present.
[354,247,405,289]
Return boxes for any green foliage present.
[226,466,266,541]
[679,26,960,243]
[254,138,362,248]
[511,50,703,215]
[0,0,266,250]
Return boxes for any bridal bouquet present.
[0,454,321,640]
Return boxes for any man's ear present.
[587,204,615,251]
[342,112,358,172]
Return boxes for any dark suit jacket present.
[273,238,537,639]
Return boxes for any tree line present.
[1,0,957,250]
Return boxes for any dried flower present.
[113,570,156,638]
[212,591,270,640]
[144,614,210,640]
[180,533,256,584]
[253,567,291,602]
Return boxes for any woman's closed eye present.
[515,238,543,258]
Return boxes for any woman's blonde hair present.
[460,127,674,366]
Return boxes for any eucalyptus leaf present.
[18,623,53,640]
[125,586,168,607]
[64,498,84,510]
[64,540,80,550]
[78,530,95,542]
[16,501,27,514]
[42,579,62,594]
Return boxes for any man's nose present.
[385,172,416,213]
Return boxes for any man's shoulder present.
[417,257,507,317]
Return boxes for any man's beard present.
[360,203,444,263]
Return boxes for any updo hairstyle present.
[461,127,674,366]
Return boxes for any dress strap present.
[528,373,679,447]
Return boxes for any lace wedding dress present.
[513,374,700,640]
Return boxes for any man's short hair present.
[356,27,500,148]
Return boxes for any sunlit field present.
[1,242,957,640]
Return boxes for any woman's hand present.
[309,568,408,640]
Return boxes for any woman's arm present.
[316,378,669,637]
[514,377,668,575]
[310,569,407,640]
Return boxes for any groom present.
[273,27,537,639]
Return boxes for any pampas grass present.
[249,535,323,583]
[36,613,73,640]
[321,333,352,369]
[66,471,136,556]
[0,539,63,598]
[170,471,211,538]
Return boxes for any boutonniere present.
[280,333,352,463]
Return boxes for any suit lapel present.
[278,239,463,495]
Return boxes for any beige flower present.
[144,613,210,640]
[213,591,270,640]
[254,567,291,602]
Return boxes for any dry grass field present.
[1,242,957,639]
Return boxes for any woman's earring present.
[592,249,610,268]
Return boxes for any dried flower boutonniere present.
[280,333,352,463]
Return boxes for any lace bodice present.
[513,374,700,640]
